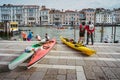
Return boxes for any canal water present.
[17,26,120,43]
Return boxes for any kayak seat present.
[33,44,42,47]
[43,46,50,49]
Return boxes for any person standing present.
[78,22,86,44]
[86,21,95,45]
[27,32,33,41]
[21,31,27,41]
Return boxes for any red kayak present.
[27,38,56,69]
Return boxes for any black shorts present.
[79,32,85,37]
[23,38,26,41]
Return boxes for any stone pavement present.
[0,41,120,80]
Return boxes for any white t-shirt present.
[36,35,41,41]
[89,24,94,30]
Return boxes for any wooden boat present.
[60,36,96,56]
[27,38,56,69]
[8,39,45,70]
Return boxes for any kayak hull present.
[8,41,44,70]
[27,38,56,69]
[60,36,96,56]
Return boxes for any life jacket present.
[27,32,33,40]
[79,24,86,32]
[22,32,27,38]
[86,24,95,33]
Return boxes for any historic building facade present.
[114,8,120,24]
[64,10,79,26]
[0,4,120,26]
[0,4,23,24]
[23,5,40,26]
[82,8,95,24]
[40,6,50,25]
[96,8,116,24]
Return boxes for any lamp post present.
[100,22,104,42]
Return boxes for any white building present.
[82,8,95,24]
[40,6,50,25]
[96,10,116,24]
[0,4,23,25]
[64,10,79,26]
[114,8,120,24]
[0,4,119,27]
[49,9,65,26]
[23,5,40,26]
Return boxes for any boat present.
[27,38,56,69]
[8,39,45,70]
[60,36,96,56]
[10,22,19,32]
[0,22,4,31]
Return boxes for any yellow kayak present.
[60,36,96,56]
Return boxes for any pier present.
[0,41,120,80]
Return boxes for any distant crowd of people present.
[21,31,50,42]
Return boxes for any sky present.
[0,0,120,10]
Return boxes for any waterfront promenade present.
[0,41,120,80]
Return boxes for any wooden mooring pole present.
[100,24,104,42]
